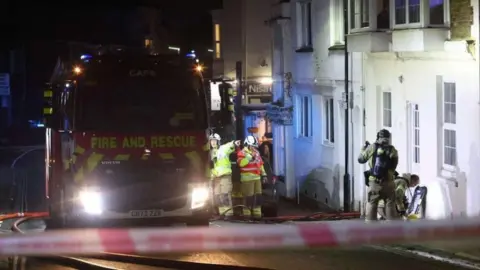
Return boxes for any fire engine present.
[43,49,211,228]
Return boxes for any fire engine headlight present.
[191,186,209,209]
[79,189,103,215]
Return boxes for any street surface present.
[0,219,471,270]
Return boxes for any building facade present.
[269,0,357,208]
[270,0,480,218]
[211,0,273,104]
[211,0,274,140]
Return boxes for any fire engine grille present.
[96,165,189,212]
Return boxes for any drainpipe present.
[342,0,351,212]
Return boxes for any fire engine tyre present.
[186,217,211,227]
[262,202,278,218]
[46,188,70,230]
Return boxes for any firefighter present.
[211,140,241,217]
[237,135,267,218]
[378,172,411,220]
[358,129,399,222]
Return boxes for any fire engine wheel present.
[46,188,70,229]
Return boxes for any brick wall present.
[450,0,474,40]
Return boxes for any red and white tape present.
[1,218,480,255]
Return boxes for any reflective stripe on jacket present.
[211,142,235,178]
[237,147,266,182]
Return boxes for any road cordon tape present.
[1,217,480,255]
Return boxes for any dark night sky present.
[4,1,221,49]
[1,0,221,129]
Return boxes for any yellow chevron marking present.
[43,108,53,115]
[44,90,53,97]
[185,151,202,174]
[63,159,70,170]
[74,146,85,154]
[74,167,84,183]
[114,154,130,161]
[205,163,211,178]
[86,152,104,173]
[159,153,174,160]
[202,143,210,151]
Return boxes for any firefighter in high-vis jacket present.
[211,140,241,217]
[237,135,267,218]
[378,172,411,220]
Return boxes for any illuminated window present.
[214,24,220,42]
[214,24,221,59]
[215,43,221,59]
[145,39,153,48]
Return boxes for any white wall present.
[365,51,479,219]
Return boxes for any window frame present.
[442,81,457,171]
[331,0,345,45]
[412,103,420,164]
[382,91,392,128]
[348,0,377,33]
[323,96,335,145]
[390,0,450,29]
[296,95,313,138]
[348,0,450,32]
[296,0,313,49]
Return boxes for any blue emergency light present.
[80,54,92,60]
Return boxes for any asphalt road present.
[0,220,469,270]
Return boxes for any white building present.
[270,0,480,219]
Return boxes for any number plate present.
[129,210,163,218]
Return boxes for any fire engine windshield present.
[74,56,208,131]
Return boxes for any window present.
[298,95,312,137]
[145,38,153,48]
[392,0,448,27]
[324,97,335,143]
[214,24,221,59]
[430,0,445,25]
[443,82,456,167]
[332,0,344,45]
[350,0,370,30]
[297,1,313,48]
[382,92,392,127]
[413,104,420,163]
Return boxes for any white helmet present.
[209,133,221,141]
[244,135,258,147]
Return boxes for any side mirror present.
[43,83,54,127]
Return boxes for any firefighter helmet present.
[244,135,258,147]
[209,133,221,141]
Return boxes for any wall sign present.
[245,83,272,96]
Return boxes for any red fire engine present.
[43,50,211,228]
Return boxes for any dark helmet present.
[377,129,391,139]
